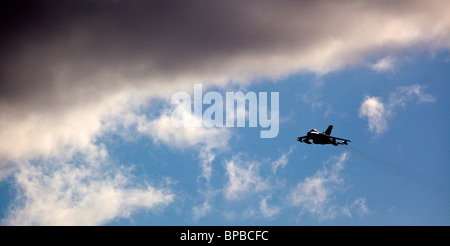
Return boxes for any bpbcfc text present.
[180,230,269,243]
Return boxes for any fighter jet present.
[297,125,351,146]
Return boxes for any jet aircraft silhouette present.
[297,125,351,146]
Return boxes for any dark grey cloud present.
[2,0,446,109]
[0,0,449,161]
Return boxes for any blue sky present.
[97,51,448,226]
[0,1,449,225]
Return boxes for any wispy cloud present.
[218,150,371,222]
[272,146,295,173]
[3,153,174,226]
[288,152,369,220]
[350,198,371,217]
[359,85,436,135]
[138,104,230,151]
[137,104,231,181]
[224,155,269,201]
[389,85,436,106]
[260,196,281,218]
[371,56,396,72]
[137,104,231,221]
[220,149,290,220]
[192,201,212,222]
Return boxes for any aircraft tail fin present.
[324,125,333,135]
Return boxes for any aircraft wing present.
[329,136,352,144]
[297,136,312,144]
[297,136,308,141]
[329,136,351,141]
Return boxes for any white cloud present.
[260,196,281,218]
[288,152,368,220]
[136,103,233,221]
[219,151,370,221]
[350,198,371,217]
[0,90,178,225]
[3,156,174,226]
[192,201,212,222]
[138,104,229,151]
[359,85,436,135]
[224,155,269,201]
[389,85,436,106]
[371,56,396,72]
[0,87,157,172]
[359,96,389,134]
[137,104,231,181]
[272,146,295,173]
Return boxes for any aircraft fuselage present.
[307,131,334,145]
